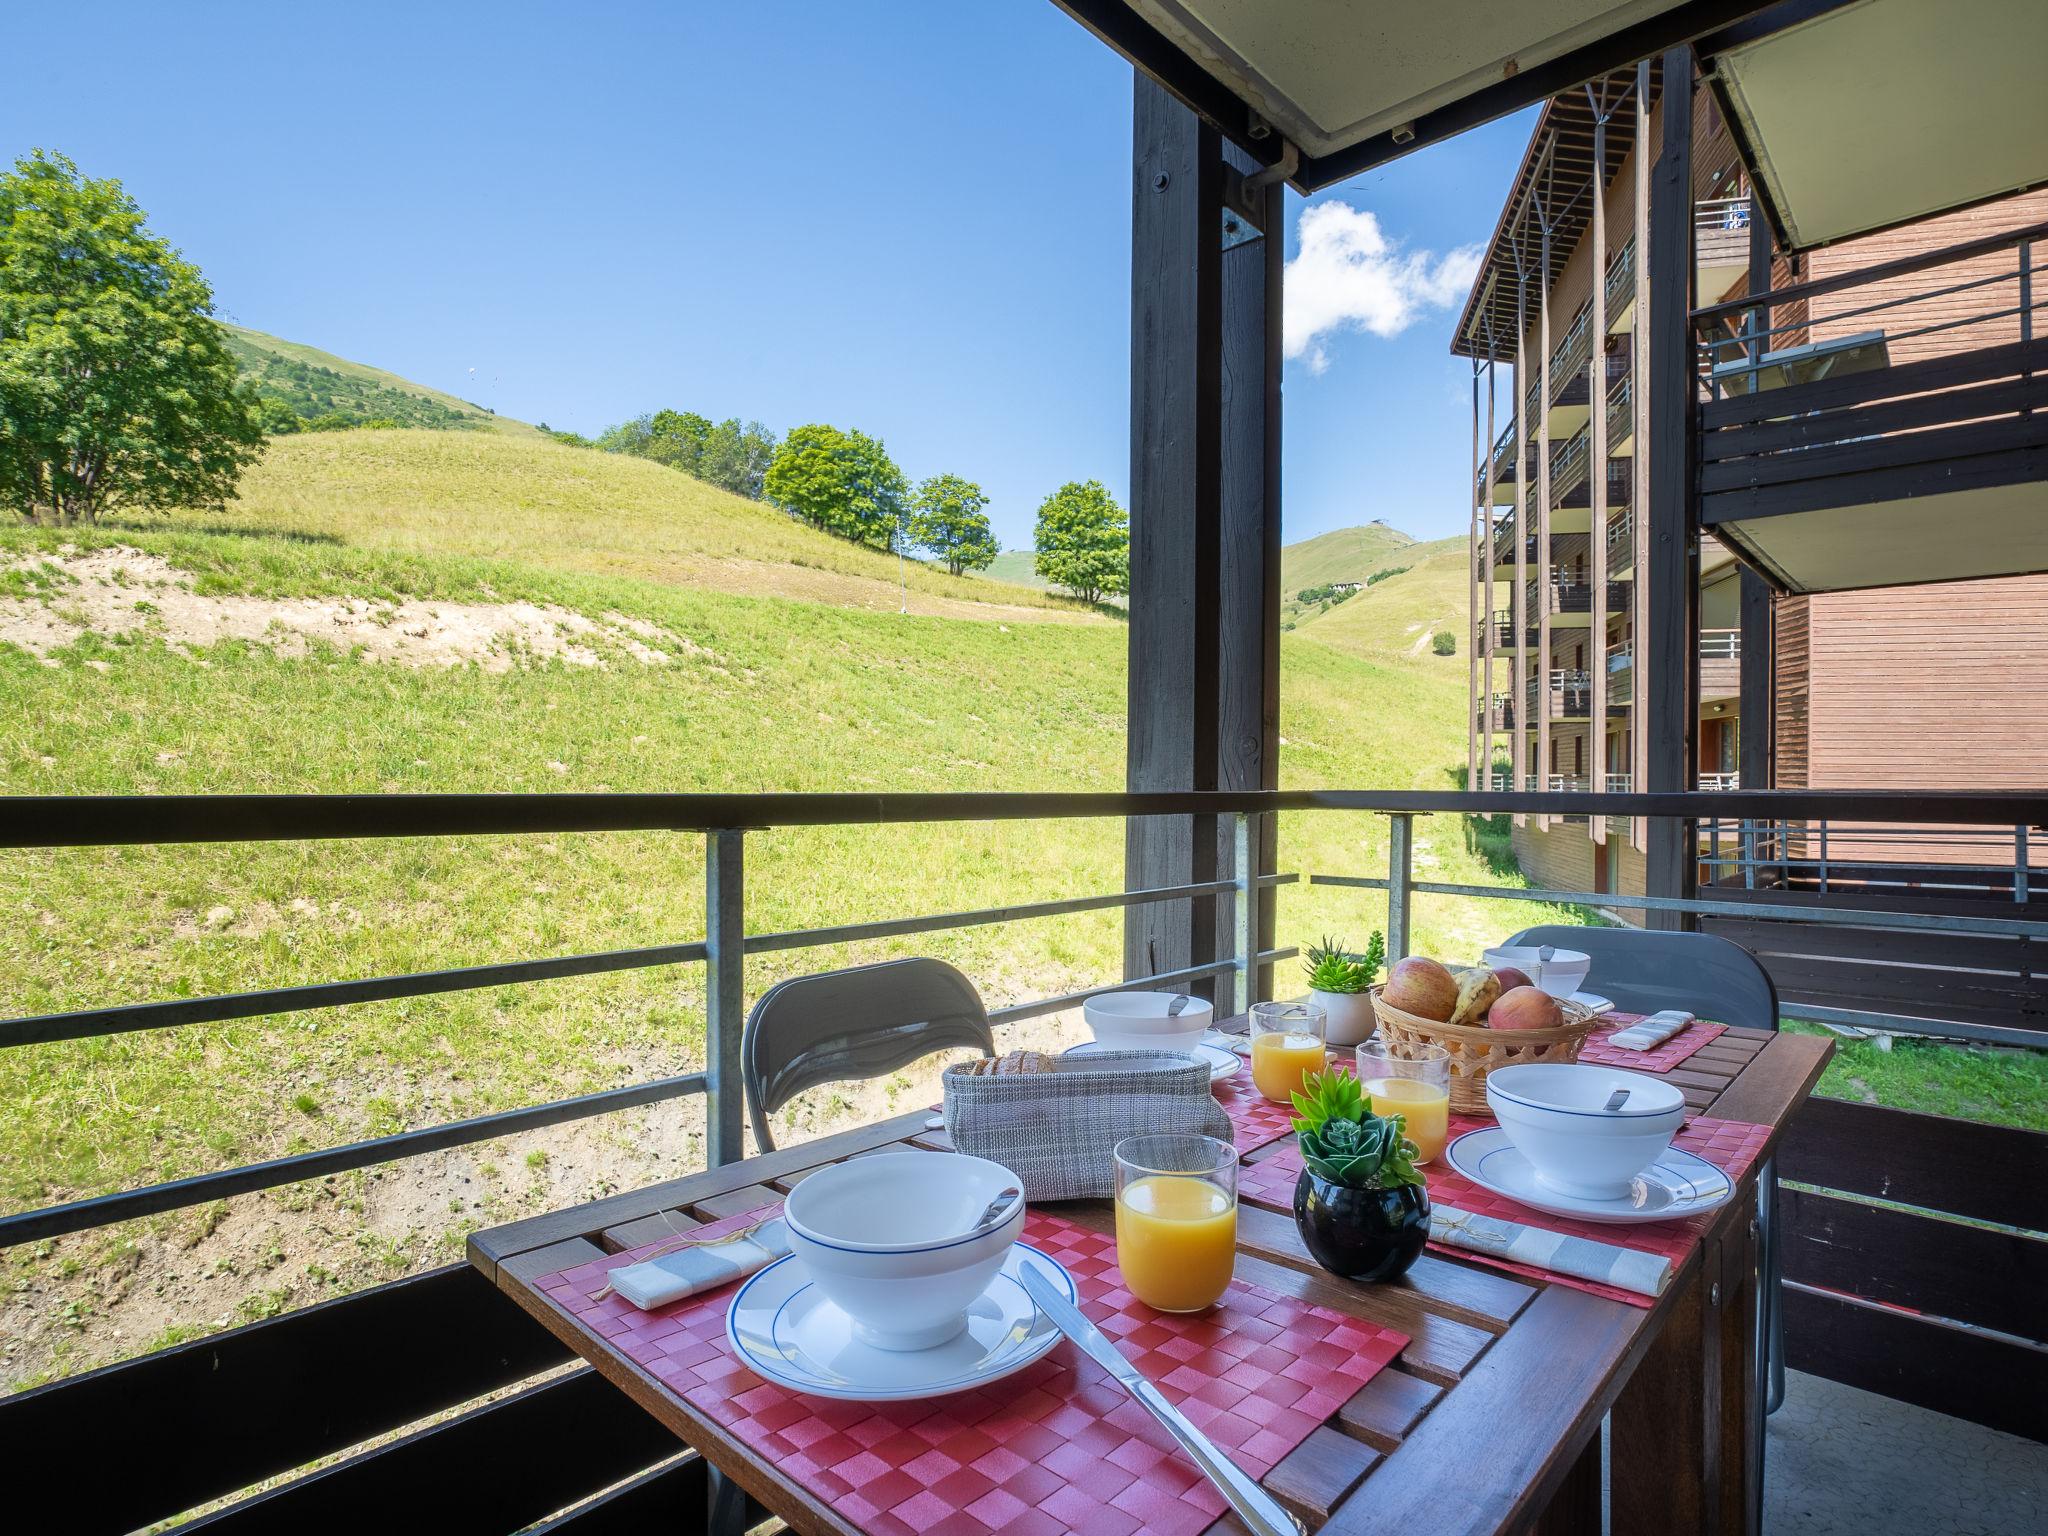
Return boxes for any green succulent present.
[1290,1068,1425,1191]
[1302,932,1385,995]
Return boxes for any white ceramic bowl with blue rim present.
[1485,1063,1686,1200]
[1482,945,1593,1000]
[781,1150,1024,1351]
[1081,990,1212,1053]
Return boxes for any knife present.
[1019,1260,1305,1536]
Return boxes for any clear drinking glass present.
[1112,1133,1239,1313]
[1248,999,1328,1105]
[1356,1041,1453,1164]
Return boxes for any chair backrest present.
[741,957,994,1151]
[1505,924,1780,1032]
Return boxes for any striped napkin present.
[604,1217,792,1310]
[1604,1009,1693,1052]
[1429,1205,1672,1297]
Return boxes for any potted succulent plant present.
[1304,932,1385,1046]
[1289,1070,1429,1282]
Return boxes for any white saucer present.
[726,1242,1075,1401]
[1443,1127,1735,1224]
[1063,1039,1240,1083]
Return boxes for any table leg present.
[1526,1419,1602,1535]
[1611,1214,1761,1536]
[706,1463,748,1536]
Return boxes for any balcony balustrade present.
[1701,771,1741,790]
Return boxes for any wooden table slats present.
[471,1024,1831,1536]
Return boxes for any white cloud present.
[1283,202,1483,374]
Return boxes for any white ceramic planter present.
[1311,988,1378,1047]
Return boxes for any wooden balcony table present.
[469,1020,1829,1536]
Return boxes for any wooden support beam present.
[1643,46,1699,929]
[1216,137,1283,1000]
[1589,103,1611,844]
[1125,76,1279,992]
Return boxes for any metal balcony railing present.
[1695,196,1754,274]
[1701,771,1741,790]
[1604,773,1633,792]
[1605,235,1637,317]
[1700,629,1742,660]
[17,786,2040,1261]
[1605,369,1633,448]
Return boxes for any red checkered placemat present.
[1211,1066,1305,1153]
[1237,1113,1771,1308]
[535,1207,1408,1536]
[1577,1013,1728,1072]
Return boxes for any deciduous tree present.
[1033,479,1128,604]
[0,150,262,526]
[763,424,906,548]
[909,473,997,575]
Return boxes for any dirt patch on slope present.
[1,547,712,671]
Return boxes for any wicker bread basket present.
[1368,984,1598,1114]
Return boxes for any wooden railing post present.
[704,829,746,1168]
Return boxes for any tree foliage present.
[764,423,907,548]
[909,473,997,575]
[1033,479,1128,604]
[597,409,777,499]
[0,150,263,525]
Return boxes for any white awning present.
[1708,0,2048,250]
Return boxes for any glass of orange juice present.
[1356,1041,1452,1163]
[1113,1133,1238,1313]
[1249,999,1327,1104]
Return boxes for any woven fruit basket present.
[1368,985,1598,1114]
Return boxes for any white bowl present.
[1485,1063,1685,1200]
[1483,945,1593,1000]
[782,1151,1024,1351]
[1082,990,1212,1054]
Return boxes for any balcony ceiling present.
[1711,482,2048,593]
[1051,1,1787,191]
[1704,0,2048,250]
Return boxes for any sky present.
[2,1,1533,550]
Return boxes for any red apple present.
[1491,965,1533,994]
[1489,985,1564,1031]
[1382,956,1460,1022]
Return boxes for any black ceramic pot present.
[1292,1169,1429,1282]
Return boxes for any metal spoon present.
[1603,1087,1632,1112]
[966,1186,1022,1238]
[1167,993,1191,1017]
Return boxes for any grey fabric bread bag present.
[941,1050,1233,1201]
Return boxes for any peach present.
[1491,965,1533,994]
[1382,956,1460,1022]
[1489,985,1565,1031]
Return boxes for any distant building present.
[1452,67,2048,913]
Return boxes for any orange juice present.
[1364,1076,1450,1163]
[1251,1030,1326,1104]
[1115,1174,1236,1312]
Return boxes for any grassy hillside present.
[195,430,1094,620]
[1280,520,1418,596]
[1298,544,1473,665]
[0,465,1564,1383]
[221,324,542,437]
[985,550,1045,589]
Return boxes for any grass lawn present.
[1785,1021,2048,1131]
[0,462,1588,1383]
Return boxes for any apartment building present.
[1454,65,2048,907]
